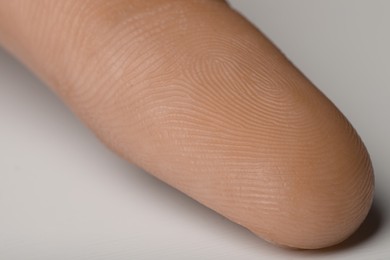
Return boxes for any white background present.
[0,1,389,259]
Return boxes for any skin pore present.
[0,0,374,249]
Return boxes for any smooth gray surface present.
[0,1,389,259]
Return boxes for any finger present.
[0,0,374,249]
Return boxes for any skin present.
[0,0,374,249]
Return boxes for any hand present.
[0,0,374,249]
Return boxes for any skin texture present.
[0,0,374,249]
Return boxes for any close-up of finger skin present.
[0,0,374,249]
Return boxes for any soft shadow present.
[297,198,385,254]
